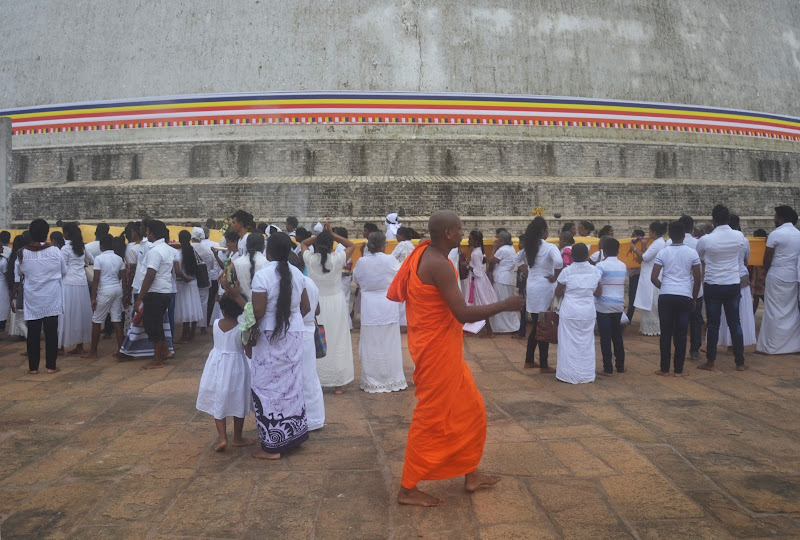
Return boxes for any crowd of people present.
[7,205,799,469]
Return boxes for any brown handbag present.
[535,311,559,344]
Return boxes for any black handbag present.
[194,251,210,288]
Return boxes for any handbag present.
[739,273,750,289]
[194,251,210,288]
[458,249,469,280]
[535,311,559,344]
[468,275,475,304]
[314,318,327,358]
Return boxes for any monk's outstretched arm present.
[432,257,522,323]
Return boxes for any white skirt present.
[197,286,210,328]
[196,348,252,420]
[175,280,204,323]
[639,287,661,336]
[58,283,93,347]
[556,317,596,384]
[315,291,355,387]
[358,322,407,393]
[756,275,800,354]
[489,282,519,333]
[0,283,9,322]
[302,331,326,430]
[719,285,757,347]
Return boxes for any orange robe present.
[388,241,487,489]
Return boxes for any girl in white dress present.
[301,223,356,394]
[514,217,564,372]
[195,294,255,452]
[554,244,602,384]
[631,222,667,336]
[232,233,268,300]
[174,230,204,343]
[289,253,325,430]
[488,230,519,333]
[353,232,407,393]
[59,223,93,354]
[464,230,499,336]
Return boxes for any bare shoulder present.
[417,247,451,286]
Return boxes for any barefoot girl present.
[195,294,255,452]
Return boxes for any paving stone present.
[601,473,705,520]
[480,442,569,477]
[634,519,731,539]
[712,472,800,513]
[546,441,616,477]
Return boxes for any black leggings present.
[525,315,549,367]
[27,316,59,372]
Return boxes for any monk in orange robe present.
[388,210,524,507]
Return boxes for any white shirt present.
[251,261,306,333]
[144,239,176,294]
[392,240,414,264]
[237,233,250,257]
[654,243,701,298]
[557,262,601,320]
[765,222,800,282]
[513,240,564,313]
[125,242,139,266]
[60,241,89,286]
[667,233,703,297]
[19,244,66,320]
[232,251,268,300]
[1,245,10,259]
[492,245,517,286]
[353,252,401,326]
[696,225,746,285]
[595,256,627,313]
[302,276,319,332]
[85,240,102,261]
[132,240,151,293]
[93,251,124,295]
[199,239,221,280]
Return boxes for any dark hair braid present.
[524,217,548,268]
[247,233,265,285]
[178,230,198,277]
[63,222,85,257]
[267,232,294,343]
[315,231,334,274]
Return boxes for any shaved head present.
[429,210,463,250]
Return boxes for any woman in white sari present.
[631,222,667,336]
[488,230,519,333]
[554,244,602,384]
[353,232,407,393]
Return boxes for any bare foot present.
[215,439,228,452]
[523,362,539,369]
[697,363,716,372]
[67,347,83,355]
[654,370,670,376]
[80,352,98,359]
[674,372,688,377]
[334,387,345,395]
[46,368,61,374]
[736,364,749,371]
[539,367,556,374]
[251,449,280,460]
[397,487,443,507]
[141,362,165,370]
[165,353,175,359]
[598,371,613,377]
[28,370,38,375]
[465,471,501,493]
[231,438,257,447]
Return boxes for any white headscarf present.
[191,227,205,241]
[313,222,323,234]
[385,213,401,239]
[266,224,282,237]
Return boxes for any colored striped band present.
[2,91,799,141]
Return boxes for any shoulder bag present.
[314,317,327,358]
[194,250,210,288]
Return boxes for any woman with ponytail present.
[513,217,563,372]
[58,222,92,354]
[174,230,204,343]
[300,222,356,394]
[246,232,311,459]
[232,232,267,300]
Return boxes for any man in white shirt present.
[231,210,253,257]
[285,216,298,239]
[652,221,702,376]
[133,220,175,370]
[595,238,627,375]
[673,215,705,359]
[756,205,800,355]
[84,234,126,358]
[696,205,748,371]
[12,219,67,374]
[84,222,109,261]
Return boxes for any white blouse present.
[61,241,89,286]
[19,245,66,320]
[251,261,306,333]
[353,252,401,325]
[514,240,564,313]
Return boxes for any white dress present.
[302,277,325,430]
[393,240,414,325]
[304,249,355,387]
[633,237,666,336]
[58,242,92,348]
[0,258,9,322]
[489,244,519,333]
[513,240,564,314]
[556,262,602,384]
[353,253,407,393]
[719,242,757,347]
[196,319,252,420]
[464,248,498,309]
[174,251,204,324]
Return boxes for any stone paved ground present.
[1,317,799,539]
